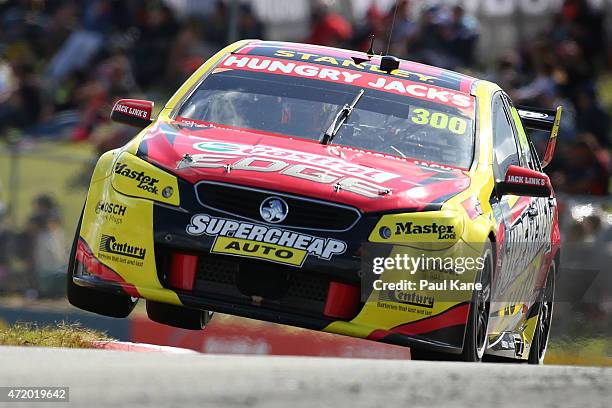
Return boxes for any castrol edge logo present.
[183,141,401,198]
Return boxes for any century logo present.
[395,222,456,239]
[395,290,435,309]
[99,235,146,259]
[114,162,160,194]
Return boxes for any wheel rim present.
[475,255,492,358]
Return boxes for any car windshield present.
[177,67,475,169]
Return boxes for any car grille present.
[193,254,331,316]
[197,255,329,302]
[195,182,360,231]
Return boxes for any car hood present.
[137,121,471,213]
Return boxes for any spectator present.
[0,59,43,133]
[306,3,352,47]
[512,61,557,106]
[238,4,264,40]
[351,4,386,53]
[443,5,480,67]
[560,0,605,66]
[131,3,179,89]
[407,5,451,68]
[17,195,67,298]
[554,133,610,196]
[575,86,611,148]
[384,0,416,55]
[166,18,211,87]
[206,0,229,47]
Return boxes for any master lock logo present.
[114,162,160,194]
[395,222,456,240]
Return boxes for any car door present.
[489,92,544,343]
[508,101,554,311]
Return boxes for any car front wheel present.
[410,242,492,362]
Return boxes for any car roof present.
[235,40,478,93]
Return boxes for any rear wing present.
[517,105,563,169]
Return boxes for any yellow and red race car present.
[67,40,561,363]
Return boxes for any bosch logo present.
[259,197,289,224]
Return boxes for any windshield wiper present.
[321,89,365,145]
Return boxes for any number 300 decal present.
[410,108,468,135]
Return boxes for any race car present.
[67,40,561,363]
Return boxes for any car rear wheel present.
[528,261,556,365]
[146,300,213,330]
[66,209,137,318]
[410,243,492,362]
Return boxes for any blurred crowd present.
[0,1,609,193]
[0,0,610,298]
[306,0,611,197]
[0,194,66,298]
[0,0,266,152]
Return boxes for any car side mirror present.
[497,165,552,198]
[110,99,154,129]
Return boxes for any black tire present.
[411,242,492,362]
[459,244,492,362]
[528,261,556,365]
[146,300,212,330]
[66,209,137,318]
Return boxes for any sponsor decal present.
[186,214,347,266]
[376,286,436,309]
[190,142,399,182]
[395,222,456,240]
[187,141,400,198]
[506,175,546,186]
[96,201,127,216]
[518,110,549,119]
[395,290,435,308]
[220,55,474,111]
[95,201,127,225]
[113,104,149,119]
[114,162,160,194]
[497,199,552,295]
[212,236,306,266]
[99,234,146,260]
[273,49,438,84]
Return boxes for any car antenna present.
[367,35,375,57]
[386,0,400,55]
[379,0,401,73]
[351,35,376,65]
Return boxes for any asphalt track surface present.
[0,347,610,408]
